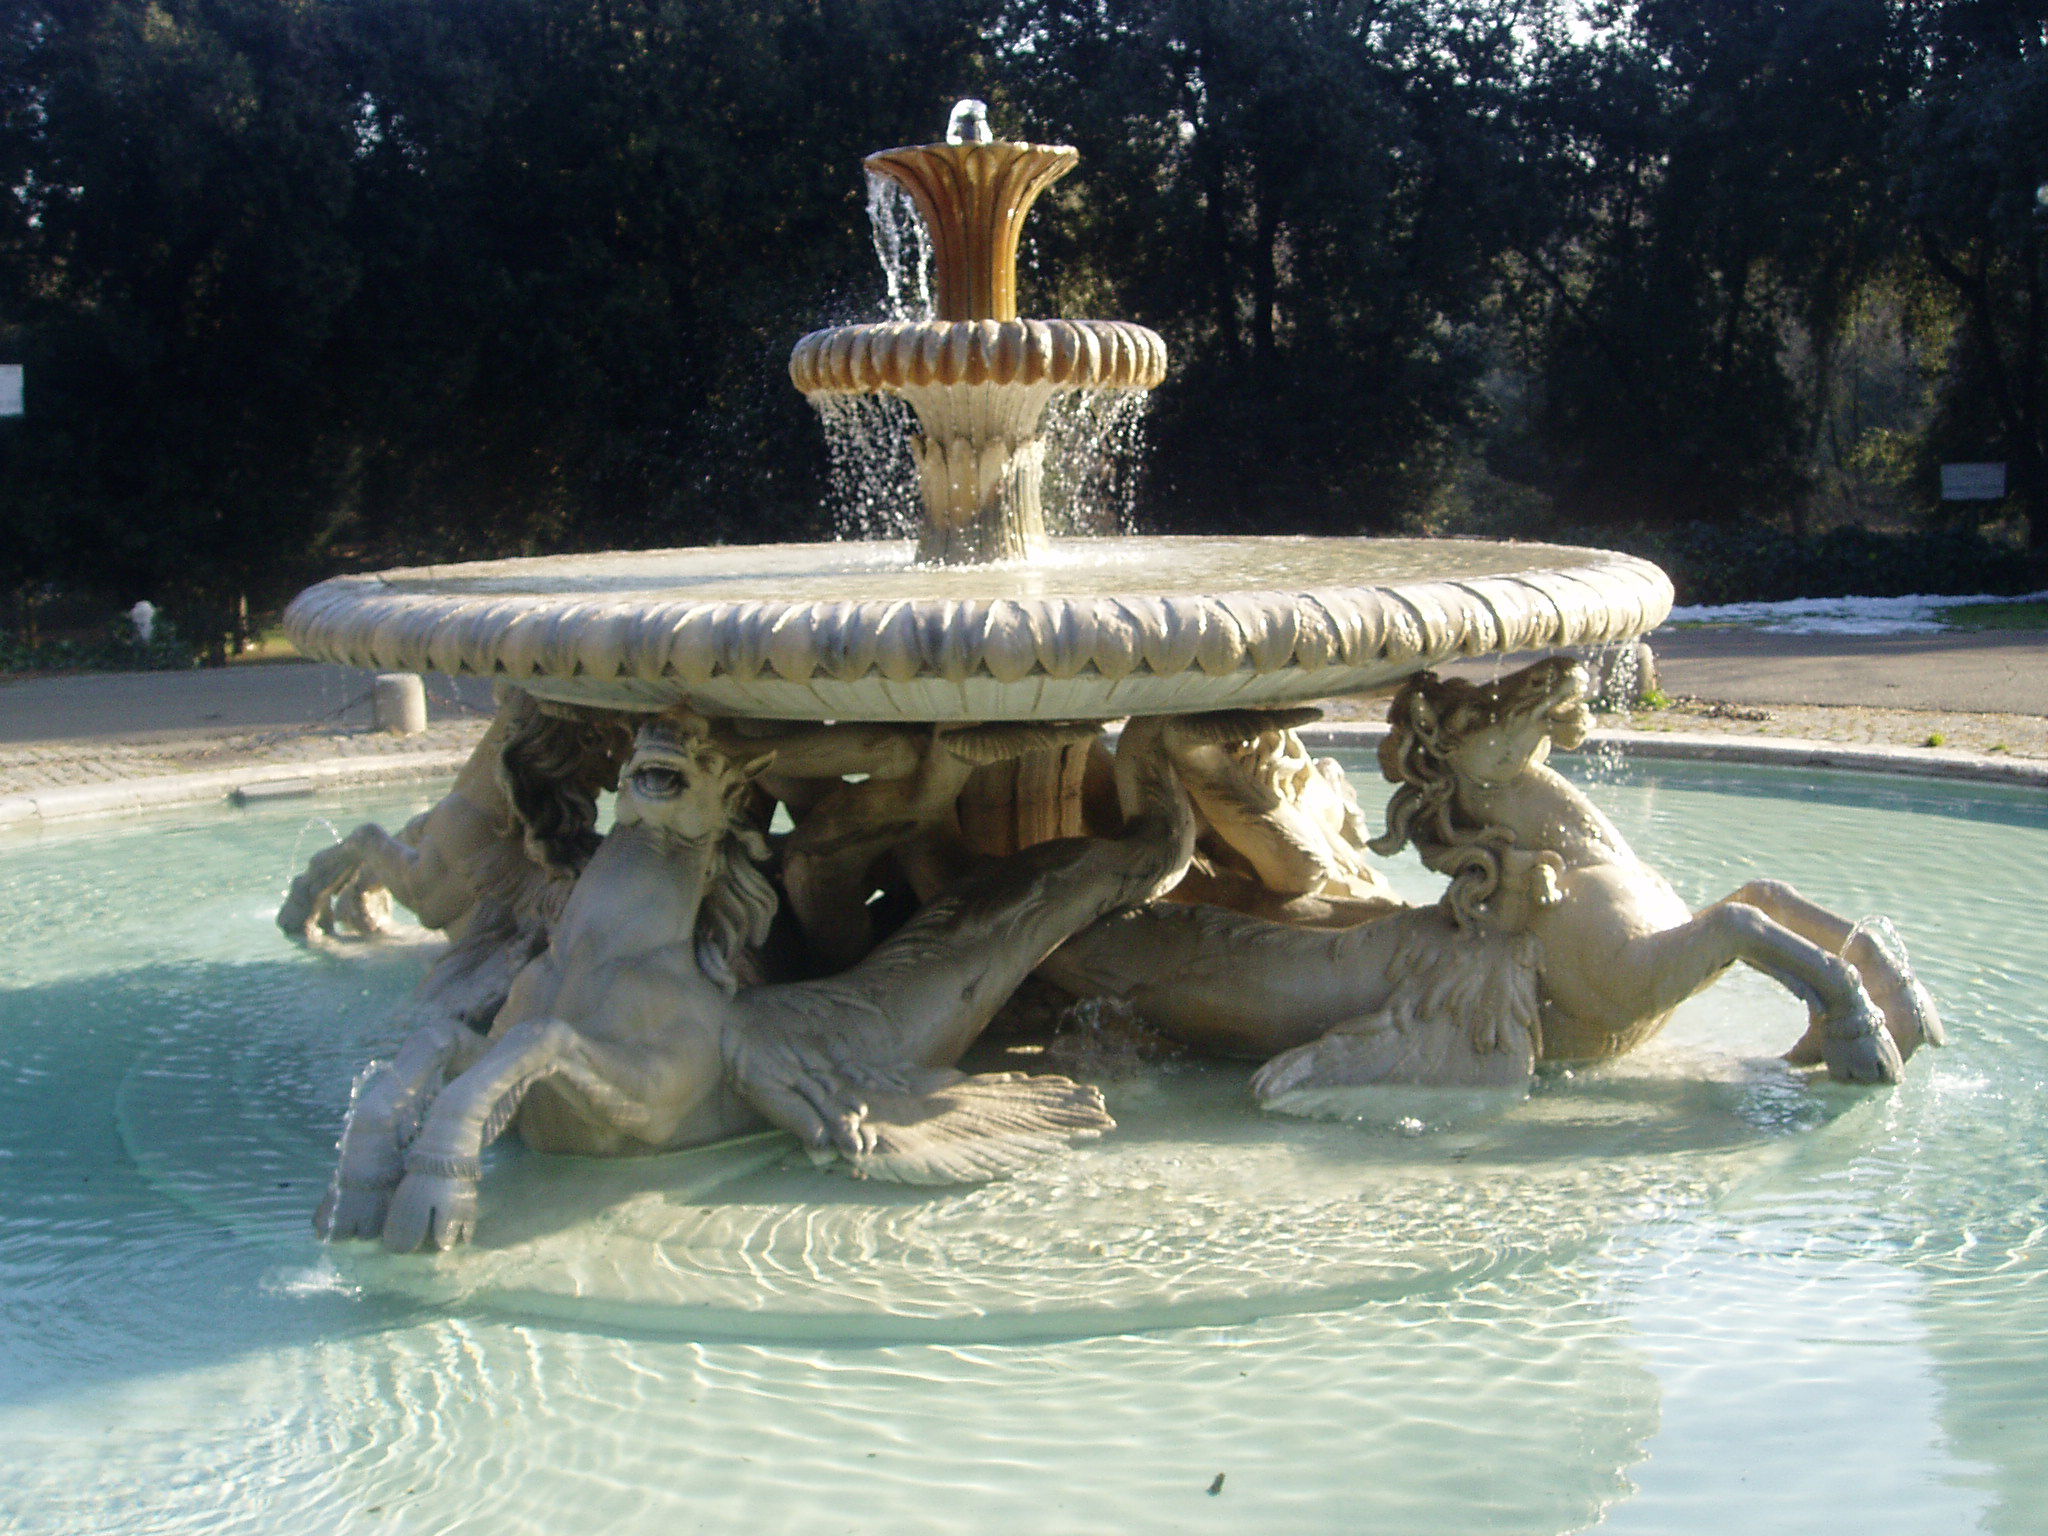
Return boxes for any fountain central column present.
[790,104,1167,567]
[788,102,1170,850]
[865,135,1075,565]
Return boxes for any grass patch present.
[1944,599,2048,631]
[224,627,303,665]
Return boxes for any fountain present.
[276,105,1937,1254]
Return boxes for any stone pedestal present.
[956,741,1093,857]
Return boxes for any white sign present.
[1941,462,2007,500]
[0,365,19,418]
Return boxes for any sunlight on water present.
[0,759,2041,1534]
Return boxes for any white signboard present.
[0,365,19,418]
[1941,462,2006,500]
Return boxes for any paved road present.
[1643,627,2048,714]
[0,662,496,745]
[3,624,2046,746]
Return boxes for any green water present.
[0,759,2042,1534]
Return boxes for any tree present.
[1507,0,1910,530]
[0,0,1002,652]
[1000,0,1564,534]
[331,0,1002,562]
[1895,0,2048,555]
[0,0,367,657]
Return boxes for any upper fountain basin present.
[790,318,1168,396]
[283,535,1672,720]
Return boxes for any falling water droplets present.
[816,395,921,541]
[1040,389,1153,537]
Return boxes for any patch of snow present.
[1662,590,2048,635]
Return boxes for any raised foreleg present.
[719,719,1199,1183]
[278,820,427,941]
[1593,903,1902,1084]
[1718,880,1944,1060]
[315,1016,475,1239]
[379,1016,697,1251]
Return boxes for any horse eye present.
[633,765,685,798]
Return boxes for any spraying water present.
[816,394,921,541]
[946,98,993,145]
[816,102,1158,545]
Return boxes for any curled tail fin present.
[834,1068,1112,1184]
[728,1036,1113,1185]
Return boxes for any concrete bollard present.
[1586,640,1661,710]
[372,673,428,735]
[1632,640,1660,703]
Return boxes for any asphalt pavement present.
[0,662,496,745]
[1643,626,2048,714]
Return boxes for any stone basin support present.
[956,737,1096,856]
[900,381,1055,565]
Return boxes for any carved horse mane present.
[495,694,634,877]
[1369,657,1591,929]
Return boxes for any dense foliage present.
[2,0,2045,655]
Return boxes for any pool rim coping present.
[0,724,2040,834]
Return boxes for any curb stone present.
[0,748,472,832]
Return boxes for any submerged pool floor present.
[1,759,2042,1535]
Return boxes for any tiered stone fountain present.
[279,105,1932,1255]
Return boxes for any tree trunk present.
[1250,191,1279,366]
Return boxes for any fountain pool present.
[2,754,2038,1535]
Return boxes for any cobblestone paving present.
[1320,693,2048,759]
[0,719,489,797]
[1599,699,2048,758]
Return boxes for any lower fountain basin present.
[0,757,2033,1534]
[283,536,1671,719]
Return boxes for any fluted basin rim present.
[790,319,1168,396]
[283,536,1674,721]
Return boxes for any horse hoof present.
[1841,926,1946,1057]
[380,1173,479,1252]
[1821,1022,1903,1086]
[315,1183,394,1241]
[1250,1044,1317,1103]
